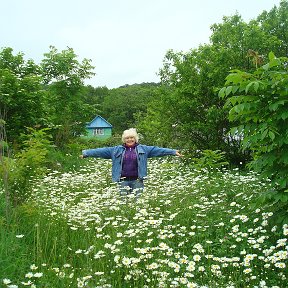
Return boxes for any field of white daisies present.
[1,157,287,288]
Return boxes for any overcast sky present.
[1,0,281,88]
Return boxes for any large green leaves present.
[219,53,288,216]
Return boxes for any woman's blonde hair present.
[122,128,139,143]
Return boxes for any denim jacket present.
[82,144,176,182]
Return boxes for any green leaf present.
[282,151,288,164]
[268,51,275,61]
[277,178,288,189]
[261,129,268,140]
[273,193,286,203]
[229,96,239,106]
[245,82,254,94]
[253,81,259,92]
[269,58,281,68]
[225,86,233,96]
[230,127,238,136]
[234,103,245,113]
[280,110,288,120]
[268,131,275,140]
[245,81,260,93]
[262,63,269,71]
[269,100,286,111]
[225,72,244,85]
[232,86,239,94]
[218,87,226,98]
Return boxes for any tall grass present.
[0,158,287,287]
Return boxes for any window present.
[93,129,104,136]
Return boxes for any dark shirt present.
[121,144,138,177]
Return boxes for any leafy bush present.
[219,52,288,223]
[191,149,229,171]
[8,128,53,205]
[43,136,123,173]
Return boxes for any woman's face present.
[124,136,136,146]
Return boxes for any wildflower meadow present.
[1,157,287,288]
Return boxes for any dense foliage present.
[137,1,288,165]
[219,52,288,223]
[0,48,45,145]
[102,83,159,134]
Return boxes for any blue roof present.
[86,115,112,128]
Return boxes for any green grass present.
[0,158,287,287]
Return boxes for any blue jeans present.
[118,179,144,200]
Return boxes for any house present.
[84,115,112,140]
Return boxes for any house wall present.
[85,128,112,140]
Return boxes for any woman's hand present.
[175,150,183,157]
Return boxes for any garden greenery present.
[190,150,229,171]
[8,128,53,205]
[219,52,288,223]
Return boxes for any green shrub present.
[219,52,288,223]
[188,149,229,171]
[8,128,53,205]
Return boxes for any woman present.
[80,128,182,199]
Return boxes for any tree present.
[101,83,158,134]
[140,43,246,159]
[255,0,288,56]
[82,85,109,107]
[0,47,46,145]
[138,3,287,163]
[41,46,95,146]
[219,52,288,222]
[80,85,109,124]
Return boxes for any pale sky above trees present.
[0,0,280,88]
